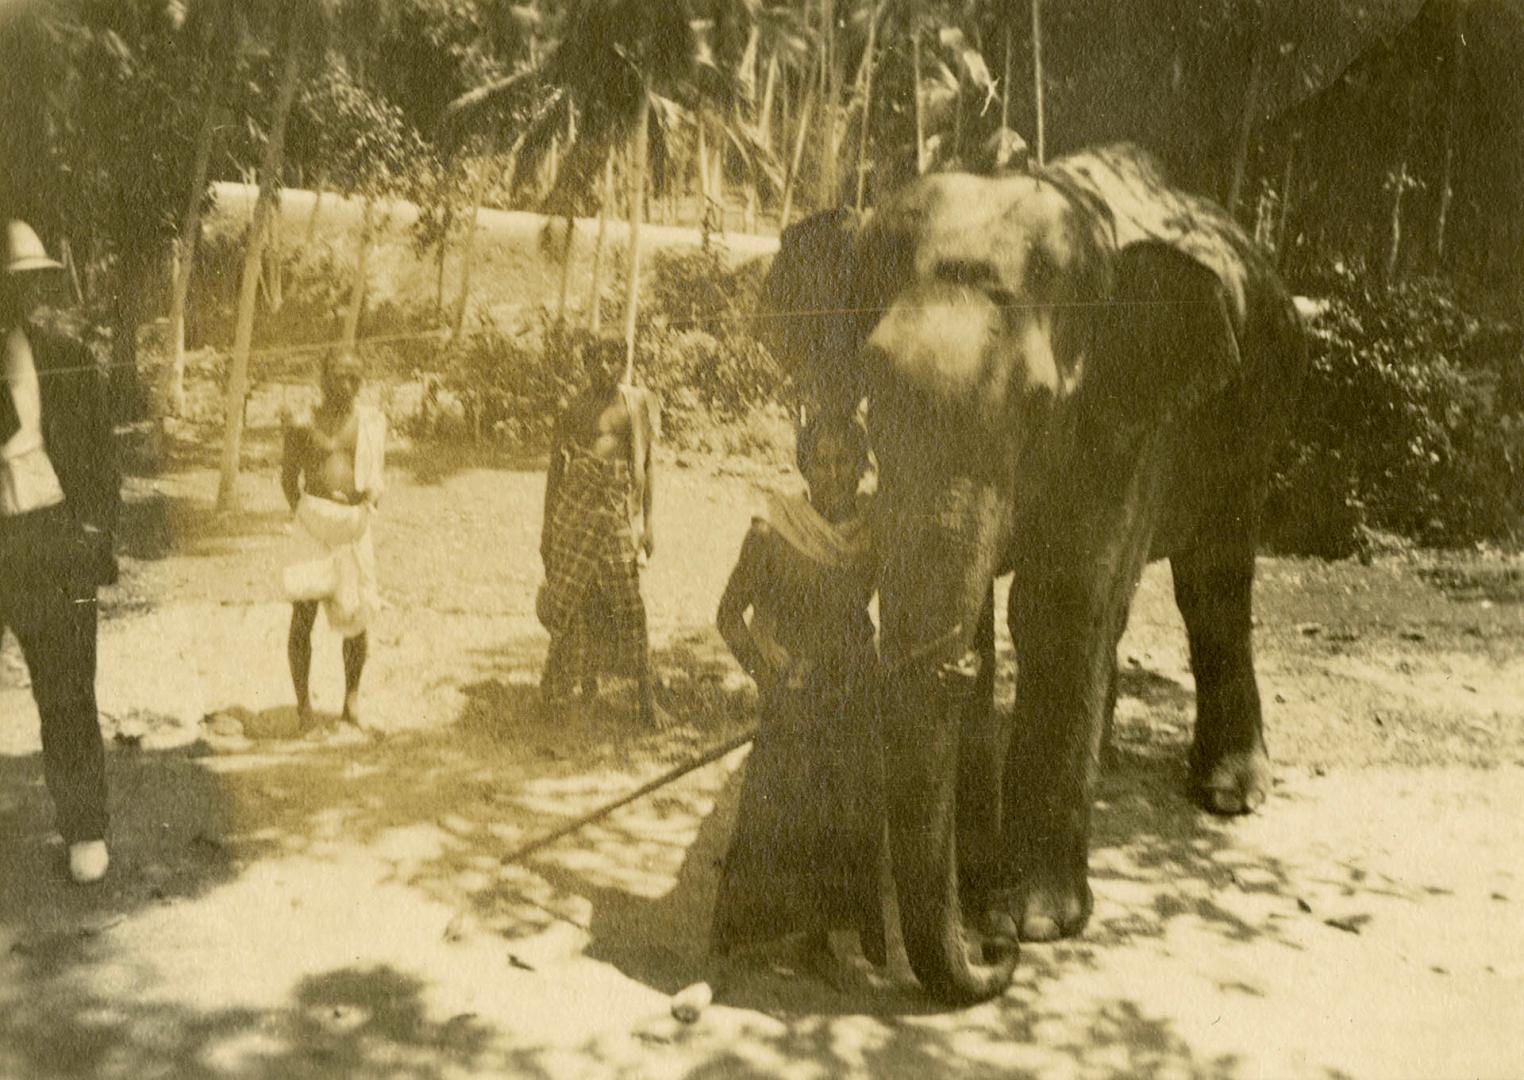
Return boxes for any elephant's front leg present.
[1000,567,1134,942]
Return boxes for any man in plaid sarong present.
[539,339,667,726]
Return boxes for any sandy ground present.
[3,432,1523,1079]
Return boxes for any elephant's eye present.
[987,286,1020,312]
[1025,246,1058,295]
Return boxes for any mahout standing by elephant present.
[755,143,1308,1003]
[710,411,887,981]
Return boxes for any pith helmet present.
[6,220,64,273]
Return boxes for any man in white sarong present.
[281,352,384,729]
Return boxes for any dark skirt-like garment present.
[710,655,885,956]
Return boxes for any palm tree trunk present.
[1434,0,1464,266]
[1032,0,1046,166]
[305,182,325,242]
[265,193,285,313]
[1274,134,1297,258]
[588,150,613,334]
[1385,166,1408,284]
[556,209,575,325]
[759,53,778,145]
[855,3,884,211]
[168,94,220,416]
[1225,5,1265,217]
[745,165,758,234]
[711,142,725,232]
[452,154,500,342]
[217,37,302,513]
[952,69,964,163]
[623,88,651,379]
[818,0,840,204]
[60,238,84,304]
[913,32,926,175]
[342,196,374,350]
[780,83,815,229]
[780,68,793,166]
[697,118,711,202]
[1001,27,1012,134]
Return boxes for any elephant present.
[754,143,1308,1005]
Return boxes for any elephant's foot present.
[972,909,1018,958]
[1018,873,1093,942]
[987,870,1093,943]
[1190,745,1272,816]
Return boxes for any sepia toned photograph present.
[2,0,1521,1076]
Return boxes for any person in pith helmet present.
[1,217,119,885]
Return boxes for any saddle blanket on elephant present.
[282,494,379,639]
[537,445,647,674]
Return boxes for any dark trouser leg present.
[1,517,108,844]
[1171,539,1270,814]
[289,601,317,721]
[341,630,367,724]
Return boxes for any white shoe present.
[68,840,109,884]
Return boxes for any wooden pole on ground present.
[500,730,755,867]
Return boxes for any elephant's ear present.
[754,207,871,412]
[1084,240,1243,442]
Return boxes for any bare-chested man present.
[281,352,384,729]
[538,338,667,726]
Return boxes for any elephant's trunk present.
[883,662,1017,1005]
[876,474,1019,1005]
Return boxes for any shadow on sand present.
[1,641,1302,1078]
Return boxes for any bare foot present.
[341,692,364,729]
[297,702,315,731]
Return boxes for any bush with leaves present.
[428,234,786,453]
[633,240,782,426]
[1266,269,1524,556]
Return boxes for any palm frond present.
[444,66,537,124]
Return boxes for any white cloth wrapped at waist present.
[283,494,378,638]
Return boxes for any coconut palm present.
[216,0,339,513]
[166,0,249,416]
[449,0,747,373]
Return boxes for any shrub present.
[635,239,782,423]
[435,310,575,444]
[1265,268,1524,556]
[427,236,787,455]
[186,232,439,366]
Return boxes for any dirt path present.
[3,445,1523,1078]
